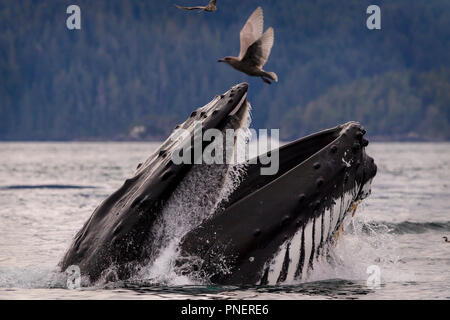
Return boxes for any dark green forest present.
[0,0,449,141]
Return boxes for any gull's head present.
[218,56,237,63]
[218,56,231,62]
[218,56,240,69]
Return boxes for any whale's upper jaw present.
[59,83,250,282]
[178,82,249,133]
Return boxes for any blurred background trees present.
[0,0,449,141]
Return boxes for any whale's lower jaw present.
[176,183,371,285]
[260,180,369,285]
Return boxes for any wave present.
[356,221,450,235]
[0,184,97,190]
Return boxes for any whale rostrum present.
[60,83,377,285]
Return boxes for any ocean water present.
[0,142,449,300]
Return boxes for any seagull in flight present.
[218,7,278,84]
[175,0,217,12]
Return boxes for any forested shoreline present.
[1,0,449,141]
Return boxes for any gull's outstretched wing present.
[238,7,264,59]
[209,0,216,5]
[241,27,274,68]
[175,4,206,10]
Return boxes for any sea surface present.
[0,142,449,299]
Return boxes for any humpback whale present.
[60,83,377,285]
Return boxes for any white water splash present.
[305,204,417,284]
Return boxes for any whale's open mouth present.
[60,83,377,286]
